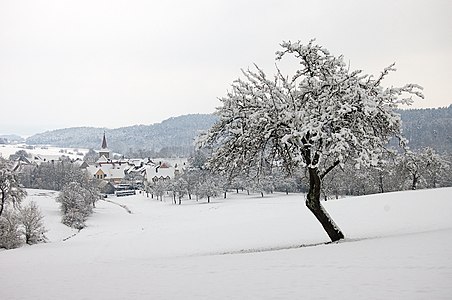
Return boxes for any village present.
[2,133,186,196]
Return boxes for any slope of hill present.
[25,114,218,155]
[1,188,451,299]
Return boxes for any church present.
[98,132,110,159]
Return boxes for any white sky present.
[1,0,451,136]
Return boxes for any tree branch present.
[320,160,341,180]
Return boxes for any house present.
[87,163,129,184]
[144,160,185,183]
[98,180,116,195]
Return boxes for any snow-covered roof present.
[96,155,109,163]
[87,164,127,179]
[145,165,176,181]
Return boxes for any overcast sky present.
[1,0,451,136]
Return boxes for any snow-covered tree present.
[419,147,449,188]
[152,180,168,201]
[0,210,22,249]
[196,174,221,203]
[400,147,449,190]
[19,201,47,245]
[169,177,188,205]
[181,169,201,200]
[0,158,26,218]
[56,182,95,229]
[200,40,423,242]
[83,149,99,164]
[29,159,91,191]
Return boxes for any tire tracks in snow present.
[62,230,81,241]
[100,198,133,214]
[202,227,452,257]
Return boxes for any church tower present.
[98,132,110,159]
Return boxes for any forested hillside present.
[399,105,452,153]
[26,114,217,156]
[25,107,452,156]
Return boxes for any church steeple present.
[101,132,108,149]
[99,132,110,159]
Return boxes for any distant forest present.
[399,105,452,153]
[25,114,218,157]
[22,106,452,157]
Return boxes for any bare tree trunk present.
[306,167,344,242]
[0,189,5,217]
[379,174,384,193]
[412,174,418,190]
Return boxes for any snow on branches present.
[200,39,423,242]
[201,40,424,178]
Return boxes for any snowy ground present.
[0,144,88,161]
[1,188,452,299]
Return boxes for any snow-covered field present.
[0,144,88,161]
[1,188,452,299]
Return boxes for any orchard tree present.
[196,173,221,203]
[169,177,188,205]
[419,147,449,188]
[401,147,449,190]
[152,180,167,201]
[200,40,423,242]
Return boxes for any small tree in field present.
[0,210,22,249]
[20,201,47,245]
[200,40,423,242]
[57,182,95,229]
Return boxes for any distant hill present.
[0,134,25,144]
[25,107,452,157]
[26,114,218,156]
[399,105,452,154]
